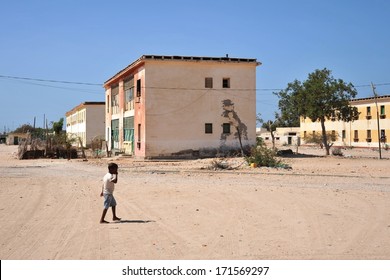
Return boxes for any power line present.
[15,80,103,95]
[0,74,102,86]
[2,73,390,92]
[355,82,390,88]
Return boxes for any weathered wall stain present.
[221,99,248,146]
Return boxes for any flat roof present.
[351,94,390,104]
[65,101,105,116]
[104,54,261,86]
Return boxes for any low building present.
[300,95,390,148]
[65,102,105,147]
[257,127,300,146]
[104,54,261,158]
[6,133,28,145]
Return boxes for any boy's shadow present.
[117,219,155,224]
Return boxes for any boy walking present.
[100,162,121,223]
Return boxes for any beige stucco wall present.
[86,105,105,144]
[143,60,257,157]
[6,133,28,145]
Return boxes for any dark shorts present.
[103,194,117,209]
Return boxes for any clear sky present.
[1,0,390,131]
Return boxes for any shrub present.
[245,144,281,167]
[256,137,264,147]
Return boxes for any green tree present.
[274,81,301,127]
[12,124,34,133]
[275,68,359,155]
[52,118,64,135]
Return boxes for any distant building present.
[65,102,105,147]
[300,95,390,148]
[6,133,28,145]
[257,127,300,146]
[104,54,261,158]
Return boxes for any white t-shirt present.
[103,173,116,195]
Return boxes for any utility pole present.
[371,82,382,159]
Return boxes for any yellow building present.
[104,55,261,158]
[300,95,390,148]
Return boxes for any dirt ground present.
[0,144,389,260]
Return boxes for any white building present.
[257,127,300,146]
[65,102,105,147]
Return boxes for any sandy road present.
[0,144,389,259]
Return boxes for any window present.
[331,112,336,121]
[111,84,119,114]
[366,130,372,142]
[111,84,119,104]
[366,106,372,119]
[354,130,359,142]
[205,123,213,134]
[222,78,230,88]
[136,79,142,97]
[222,123,231,134]
[205,77,213,88]
[381,129,386,142]
[331,130,336,141]
[125,87,134,108]
[380,105,386,118]
[342,130,346,139]
[124,76,134,111]
[123,117,134,142]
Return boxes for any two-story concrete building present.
[300,95,390,148]
[65,102,105,147]
[104,55,261,158]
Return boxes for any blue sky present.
[1,0,390,131]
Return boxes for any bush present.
[245,145,281,167]
[256,137,264,147]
